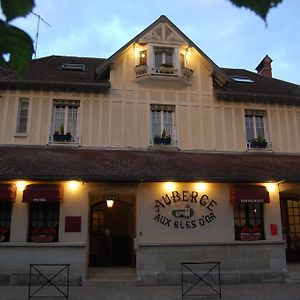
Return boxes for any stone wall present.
[0,243,86,285]
[137,241,287,284]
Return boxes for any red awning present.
[23,184,63,203]
[230,185,270,204]
[0,184,16,202]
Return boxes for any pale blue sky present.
[7,0,300,84]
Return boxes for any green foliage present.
[0,0,35,73]
[228,0,283,22]
[1,0,35,22]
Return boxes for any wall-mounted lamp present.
[103,194,119,208]
[165,182,176,192]
[106,199,114,208]
[16,180,27,190]
[265,183,277,193]
[195,182,207,192]
[68,180,81,191]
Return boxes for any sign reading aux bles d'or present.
[154,190,218,229]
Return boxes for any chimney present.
[255,55,273,78]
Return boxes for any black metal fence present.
[181,262,221,299]
[28,264,70,299]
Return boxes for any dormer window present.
[134,43,193,84]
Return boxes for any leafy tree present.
[228,0,283,22]
[0,0,35,74]
[0,0,285,74]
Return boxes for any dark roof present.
[215,68,300,104]
[0,146,300,183]
[0,56,110,92]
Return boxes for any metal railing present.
[181,262,221,299]
[28,264,70,300]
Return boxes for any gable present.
[96,15,228,84]
[139,21,188,46]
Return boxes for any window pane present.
[165,53,173,66]
[245,114,254,141]
[155,52,162,68]
[151,110,161,138]
[17,100,29,133]
[140,50,147,65]
[255,115,265,139]
[67,106,78,136]
[54,105,65,133]
[234,202,264,241]
[180,54,185,68]
[0,203,12,242]
[29,202,60,242]
[163,111,172,136]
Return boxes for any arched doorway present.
[89,200,134,267]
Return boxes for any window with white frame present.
[245,110,269,148]
[151,104,175,145]
[52,100,79,142]
[16,98,29,134]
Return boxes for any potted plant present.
[159,63,174,74]
[239,224,261,241]
[31,226,57,242]
[0,226,7,242]
[250,135,267,148]
[153,129,172,145]
[182,66,193,79]
[53,129,72,142]
[134,64,147,76]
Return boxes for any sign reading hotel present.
[154,190,218,229]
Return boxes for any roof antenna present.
[31,11,52,59]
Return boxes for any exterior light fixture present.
[165,182,176,191]
[265,183,277,193]
[106,199,114,208]
[195,182,207,192]
[68,180,80,191]
[16,180,27,190]
[103,194,119,208]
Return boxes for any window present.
[154,47,174,68]
[151,104,175,145]
[0,202,12,242]
[139,50,147,65]
[234,202,265,241]
[245,110,269,149]
[16,98,29,134]
[60,63,85,71]
[28,202,60,242]
[231,76,254,83]
[52,101,79,142]
[180,53,185,68]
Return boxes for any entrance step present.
[285,263,300,283]
[84,267,140,287]
[284,273,300,284]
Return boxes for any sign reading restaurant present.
[154,190,218,229]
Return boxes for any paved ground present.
[1,283,300,300]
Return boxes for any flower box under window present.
[53,132,72,142]
[250,140,268,149]
[154,136,172,145]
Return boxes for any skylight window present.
[60,64,86,71]
[231,76,254,83]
